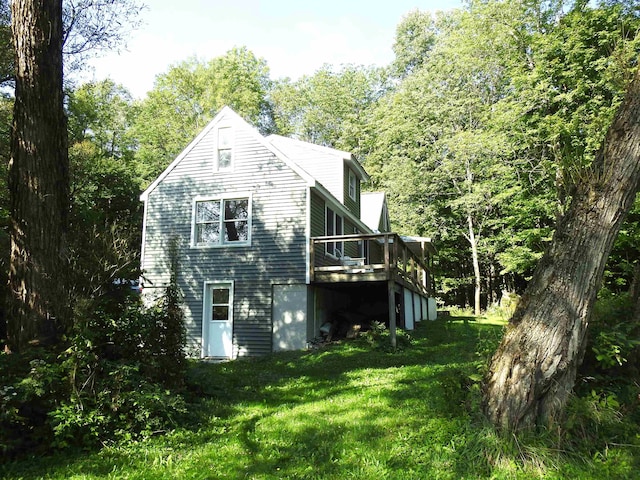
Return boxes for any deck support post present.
[388,279,397,349]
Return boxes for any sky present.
[84,0,463,99]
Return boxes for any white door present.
[203,282,233,358]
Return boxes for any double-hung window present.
[193,197,250,246]
[348,169,357,200]
[216,126,233,171]
[325,206,343,257]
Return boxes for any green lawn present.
[2,318,638,479]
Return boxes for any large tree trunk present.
[7,0,69,351]
[482,67,640,431]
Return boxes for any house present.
[140,106,436,359]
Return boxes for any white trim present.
[305,186,311,284]
[201,280,235,358]
[190,192,253,248]
[140,198,148,273]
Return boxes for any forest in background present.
[1,0,640,461]
[1,1,639,313]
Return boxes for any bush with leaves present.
[359,321,413,351]
[50,284,187,447]
[571,292,640,441]
[0,284,188,458]
[0,346,64,457]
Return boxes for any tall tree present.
[8,0,69,351]
[67,80,141,300]
[0,0,144,88]
[483,65,640,431]
[270,64,388,155]
[367,3,538,313]
[391,9,439,79]
[133,47,272,185]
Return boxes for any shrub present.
[359,321,413,351]
[0,347,65,457]
[49,362,186,447]
[580,293,640,398]
[0,286,188,458]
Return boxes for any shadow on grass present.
[1,319,507,479]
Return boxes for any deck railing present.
[310,233,431,296]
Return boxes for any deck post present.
[388,279,397,349]
[309,238,315,282]
[384,234,390,274]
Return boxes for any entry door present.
[204,282,233,358]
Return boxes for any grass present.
[2,318,639,479]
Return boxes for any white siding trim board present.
[306,186,311,284]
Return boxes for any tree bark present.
[7,0,69,351]
[482,67,640,431]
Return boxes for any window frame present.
[325,206,343,257]
[191,194,252,248]
[354,227,369,262]
[215,125,234,172]
[348,169,357,201]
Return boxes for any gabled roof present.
[360,192,388,232]
[266,134,369,182]
[140,106,317,201]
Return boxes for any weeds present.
[2,318,639,479]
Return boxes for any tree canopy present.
[132,47,273,185]
[2,0,640,450]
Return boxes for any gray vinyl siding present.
[142,113,308,357]
[343,165,360,218]
[343,218,359,258]
[310,191,325,238]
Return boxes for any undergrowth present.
[1,317,639,479]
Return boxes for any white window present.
[325,206,343,257]
[211,284,232,321]
[216,126,233,171]
[348,169,357,200]
[193,197,250,247]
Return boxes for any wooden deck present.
[310,233,432,297]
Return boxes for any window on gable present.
[194,197,250,246]
[216,126,233,171]
[325,206,343,257]
[348,169,357,200]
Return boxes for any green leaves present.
[132,47,273,185]
[271,64,388,154]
